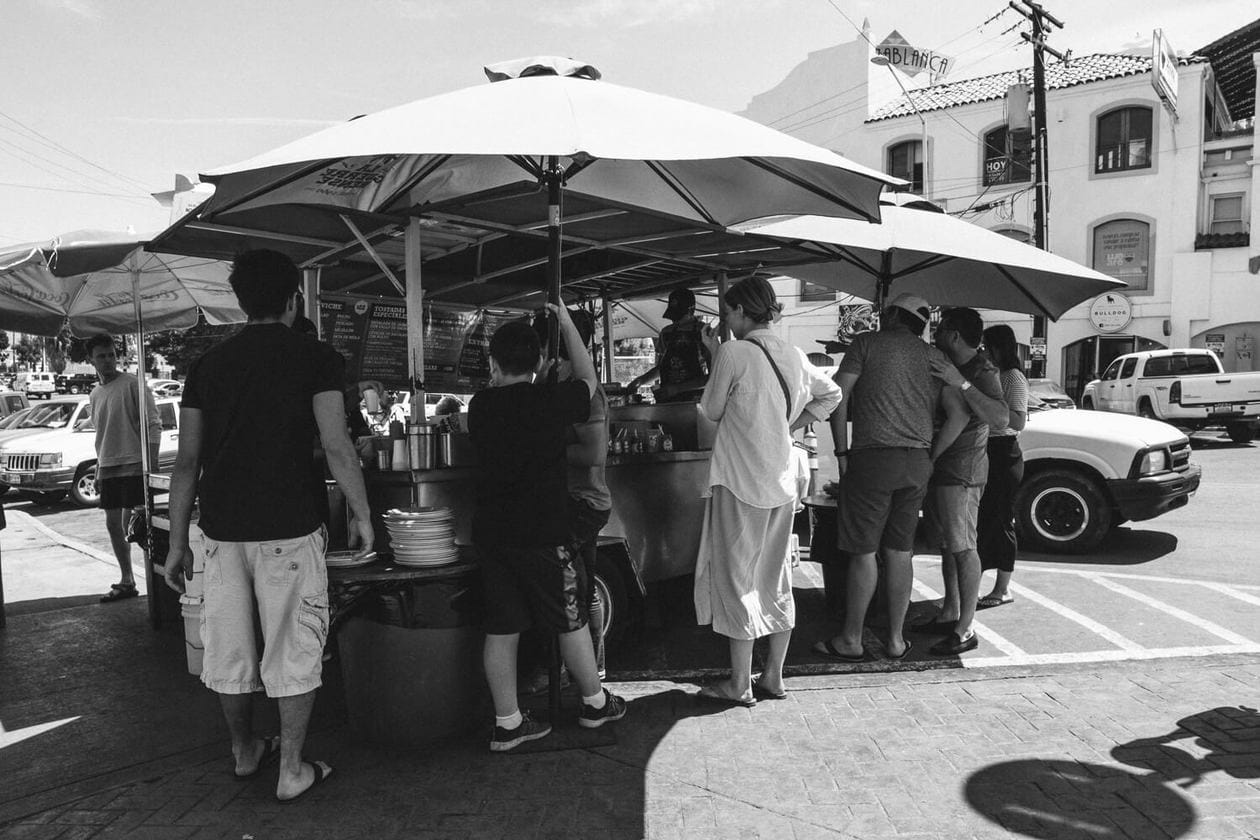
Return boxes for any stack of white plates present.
[325,549,378,569]
[383,507,460,566]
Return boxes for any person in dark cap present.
[627,287,714,402]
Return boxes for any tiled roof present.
[867,53,1207,122]
[1196,18,1260,121]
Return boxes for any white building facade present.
[741,25,1258,401]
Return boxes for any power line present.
[0,180,157,202]
[0,133,152,199]
[0,109,152,193]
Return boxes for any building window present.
[1095,107,1152,174]
[1092,219,1151,293]
[887,140,922,193]
[799,279,836,302]
[1210,194,1245,235]
[982,126,1031,186]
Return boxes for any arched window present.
[1092,219,1151,293]
[1095,107,1153,174]
[887,140,922,193]
[982,126,1031,186]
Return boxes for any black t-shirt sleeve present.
[313,342,347,395]
[180,356,205,410]
[548,380,591,425]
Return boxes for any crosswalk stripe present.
[1196,581,1260,607]
[1006,580,1144,653]
[1084,574,1255,645]
[911,579,1027,657]
[958,643,1260,669]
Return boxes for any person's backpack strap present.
[748,338,793,422]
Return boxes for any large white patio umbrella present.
[150,57,896,373]
[739,196,1125,319]
[0,230,244,504]
[0,230,242,336]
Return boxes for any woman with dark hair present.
[692,277,841,705]
[977,324,1028,608]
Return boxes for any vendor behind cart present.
[627,288,715,402]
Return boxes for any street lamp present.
[871,55,929,197]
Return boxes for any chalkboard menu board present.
[319,294,526,393]
[319,295,411,390]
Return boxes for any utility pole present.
[1010,0,1067,379]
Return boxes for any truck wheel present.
[69,385,82,394]
[1227,422,1255,444]
[1016,469,1112,554]
[1137,399,1156,420]
[1081,397,1094,410]
[591,552,630,647]
[69,463,101,508]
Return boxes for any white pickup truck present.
[1015,404,1201,553]
[1080,349,1260,443]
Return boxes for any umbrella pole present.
[545,157,563,363]
[131,264,159,628]
[876,253,893,314]
[601,292,613,383]
[717,272,730,341]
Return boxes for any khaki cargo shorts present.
[199,527,329,698]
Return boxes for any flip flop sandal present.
[100,583,138,603]
[977,594,1014,610]
[233,736,281,781]
[277,760,334,803]
[696,684,757,708]
[751,681,788,701]
[884,639,913,661]
[811,638,870,663]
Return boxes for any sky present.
[1,0,1255,246]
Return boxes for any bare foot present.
[232,737,269,778]
[276,760,333,802]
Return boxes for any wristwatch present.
[960,380,973,391]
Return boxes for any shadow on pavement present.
[1021,528,1178,567]
[964,705,1260,838]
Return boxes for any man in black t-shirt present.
[469,304,627,752]
[163,250,373,803]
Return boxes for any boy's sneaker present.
[578,689,627,729]
[490,712,551,752]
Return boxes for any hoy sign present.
[874,31,954,79]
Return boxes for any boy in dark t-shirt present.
[468,304,627,752]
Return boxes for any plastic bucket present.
[180,594,204,676]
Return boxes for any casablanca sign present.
[874,30,955,79]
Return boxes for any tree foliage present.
[146,315,241,376]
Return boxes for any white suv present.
[0,397,181,507]
[14,371,56,400]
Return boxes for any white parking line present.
[960,643,1260,669]
[1084,574,1256,645]
[1196,581,1260,608]
[1006,580,1145,653]
[911,579,1027,657]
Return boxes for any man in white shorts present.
[164,250,373,802]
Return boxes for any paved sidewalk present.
[2,514,1258,839]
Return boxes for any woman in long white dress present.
[694,277,842,706]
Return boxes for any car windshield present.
[1030,379,1068,396]
[0,408,34,429]
[18,403,78,428]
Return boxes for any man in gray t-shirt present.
[813,294,968,664]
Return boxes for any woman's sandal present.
[100,583,138,603]
[977,594,1014,610]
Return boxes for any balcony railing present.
[1194,232,1250,249]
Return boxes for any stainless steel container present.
[435,431,453,468]
[408,424,436,470]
